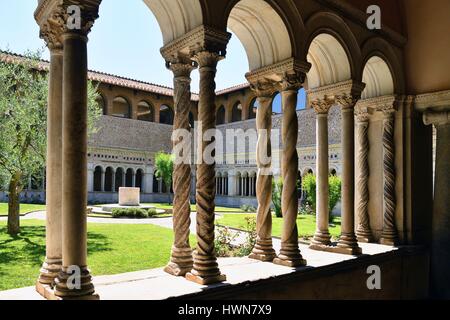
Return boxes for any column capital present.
[279,70,307,92]
[355,107,371,123]
[167,59,197,80]
[423,110,450,126]
[35,0,101,48]
[249,79,279,98]
[335,93,360,110]
[311,96,335,115]
[192,51,223,69]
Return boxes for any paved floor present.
[0,242,396,300]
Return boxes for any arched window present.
[160,105,174,125]
[216,106,226,125]
[330,168,337,176]
[112,97,131,118]
[137,101,154,122]
[96,94,107,115]
[93,166,103,192]
[105,167,114,192]
[115,168,124,191]
[135,169,143,190]
[231,102,242,122]
[125,168,134,187]
[153,175,159,193]
[248,98,258,119]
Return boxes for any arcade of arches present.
[32,0,450,299]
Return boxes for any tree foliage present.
[0,50,102,235]
[271,177,283,218]
[301,173,342,222]
[154,151,174,203]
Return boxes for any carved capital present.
[193,51,222,69]
[167,59,197,81]
[279,70,306,92]
[35,1,100,48]
[311,96,335,115]
[355,107,370,122]
[423,111,450,126]
[335,93,360,110]
[249,79,279,98]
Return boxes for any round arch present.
[361,37,405,97]
[216,106,226,125]
[112,96,131,118]
[160,104,174,125]
[96,94,107,115]
[231,102,242,122]
[225,0,295,70]
[248,98,257,119]
[304,12,362,89]
[137,100,154,122]
[143,0,204,45]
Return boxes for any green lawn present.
[94,203,250,213]
[216,213,341,239]
[0,203,46,217]
[0,219,196,291]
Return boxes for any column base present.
[54,266,98,300]
[185,271,227,285]
[185,251,226,285]
[379,237,398,246]
[311,230,332,246]
[37,257,62,285]
[356,227,374,243]
[273,242,307,267]
[164,246,193,277]
[249,238,276,262]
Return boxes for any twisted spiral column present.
[249,87,277,261]
[336,97,361,254]
[273,83,306,267]
[164,61,195,276]
[355,111,373,242]
[310,99,333,248]
[380,109,398,246]
[186,51,226,285]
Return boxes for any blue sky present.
[0,0,305,112]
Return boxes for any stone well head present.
[118,187,141,206]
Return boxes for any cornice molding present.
[414,89,450,113]
[306,80,365,103]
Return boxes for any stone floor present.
[0,242,396,300]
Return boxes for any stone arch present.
[104,167,114,192]
[225,0,294,70]
[216,106,226,125]
[115,167,125,191]
[248,98,258,119]
[135,169,144,190]
[143,0,204,45]
[96,93,107,115]
[361,37,404,97]
[304,12,361,89]
[93,165,103,192]
[112,96,131,118]
[159,104,174,125]
[302,167,314,177]
[329,167,338,176]
[137,100,154,122]
[231,102,243,122]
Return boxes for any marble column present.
[379,106,399,246]
[122,171,126,187]
[143,168,154,194]
[310,98,334,249]
[164,60,195,277]
[336,95,362,255]
[37,45,63,289]
[355,109,373,242]
[132,172,136,188]
[54,31,97,299]
[274,76,306,267]
[186,51,226,285]
[424,110,450,298]
[249,84,277,261]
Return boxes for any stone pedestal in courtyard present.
[119,187,141,206]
